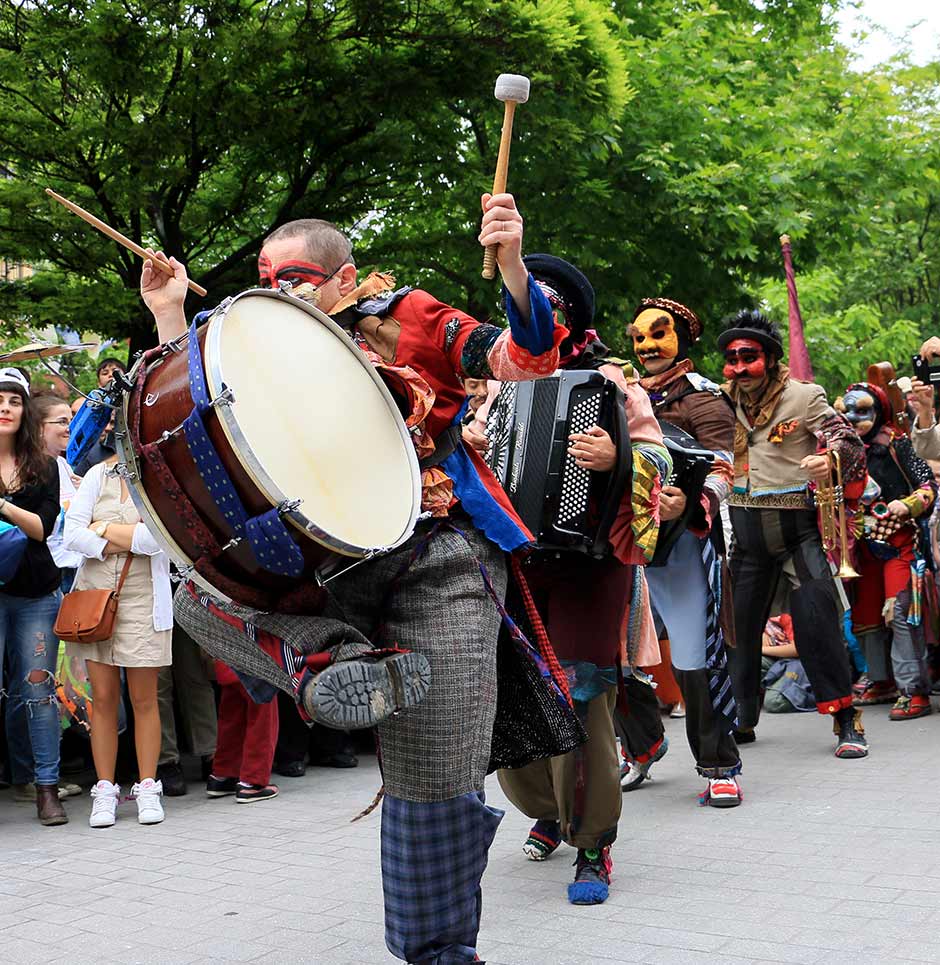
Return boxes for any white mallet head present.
[494,73,530,104]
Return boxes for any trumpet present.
[815,443,860,580]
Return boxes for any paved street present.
[1,704,938,965]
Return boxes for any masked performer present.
[494,256,668,905]
[719,310,869,758]
[836,383,935,718]
[140,193,571,965]
[625,298,741,807]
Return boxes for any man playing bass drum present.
[625,298,742,807]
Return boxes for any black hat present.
[716,309,784,360]
[523,253,595,339]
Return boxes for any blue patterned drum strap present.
[183,319,305,578]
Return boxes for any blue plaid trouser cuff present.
[382,791,504,963]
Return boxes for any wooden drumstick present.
[44,188,207,297]
[482,73,530,280]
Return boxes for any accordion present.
[649,420,715,566]
[484,371,631,556]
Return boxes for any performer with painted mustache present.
[718,310,869,759]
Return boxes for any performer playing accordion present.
[488,255,670,905]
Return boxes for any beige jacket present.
[731,380,833,496]
[911,419,940,462]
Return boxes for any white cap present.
[0,368,29,395]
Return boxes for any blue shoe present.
[567,847,611,905]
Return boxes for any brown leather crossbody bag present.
[54,554,134,644]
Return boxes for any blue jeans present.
[0,591,61,785]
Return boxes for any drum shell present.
[123,325,338,606]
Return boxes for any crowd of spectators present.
[0,356,357,828]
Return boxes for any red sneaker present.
[889,694,933,720]
[853,679,898,706]
[707,777,742,808]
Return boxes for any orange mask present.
[630,309,679,367]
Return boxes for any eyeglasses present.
[44,418,71,427]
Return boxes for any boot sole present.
[307,652,431,730]
[889,709,933,720]
[835,744,869,759]
[38,815,68,826]
[708,796,742,808]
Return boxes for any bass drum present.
[116,288,421,611]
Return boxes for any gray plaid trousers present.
[174,518,507,802]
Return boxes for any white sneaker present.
[89,780,120,828]
[132,778,165,825]
[707,776,742,808]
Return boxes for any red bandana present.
[257,252,331,289]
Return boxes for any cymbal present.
[0,342,97,363]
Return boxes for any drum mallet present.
[481,73,530,280]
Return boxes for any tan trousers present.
[497,686,621,850]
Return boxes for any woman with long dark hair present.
[0,368,67,825]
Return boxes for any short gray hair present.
[264,219,354,271]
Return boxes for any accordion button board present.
[484,371,631,555]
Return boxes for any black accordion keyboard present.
[485,371,631,556]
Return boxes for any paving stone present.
[0,706,938,961]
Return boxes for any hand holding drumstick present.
[140,248,190,345]
[478,192,530,322]
[44,188,206,297]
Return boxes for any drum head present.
[205,291,420,555]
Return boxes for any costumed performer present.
[139,192,571,965]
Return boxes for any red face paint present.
[722,338,767,382]
[258,251,331,289]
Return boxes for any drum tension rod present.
[208,386,236,408]
[277,499,302,516]
[318,549,383,586]
[221,537,243,552]
[112,462,138,483]
[156,419,188,444]
[161,333,190,355]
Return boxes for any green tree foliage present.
[0,0,629,350]
[0,0,938,395]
